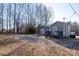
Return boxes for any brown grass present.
[0,34,79,56]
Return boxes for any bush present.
[25,26,36,34]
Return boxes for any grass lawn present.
[0,34,79,56]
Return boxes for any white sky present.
[44,3,79,24]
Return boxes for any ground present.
[0,34,79,56]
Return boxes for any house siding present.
[39,21,71,38]
[63,23,70,37]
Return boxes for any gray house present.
[39,21,71,38]
[50,21,70,38]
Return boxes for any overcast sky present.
[44,3,79,24]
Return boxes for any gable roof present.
[51,21,65,26]
[51,21,70,26]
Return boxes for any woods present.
[0,3,53,34]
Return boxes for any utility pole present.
[63,17,65,22]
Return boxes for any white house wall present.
[51,26,57,35]
[42,28,45,35]
[39,28,45,35]
[63,23,70,37]
[39,22,71,37]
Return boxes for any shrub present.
[25,26,36,34]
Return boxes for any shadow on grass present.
[0,39,17,46]
[52,38,79,50]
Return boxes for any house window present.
[41,28,44,34]
[54,26,57,31]
[49,28,51,31]
[52,26,57,32]
[55,32,57,35]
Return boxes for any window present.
[54,26,57,31]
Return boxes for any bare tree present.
[7,6,9,33]
[1,3,4,33]
[13,3,16,33]
[0,3,54,34]
[8,3,11,33]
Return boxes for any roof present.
[39,21,70,28]
[51,21,70,26]
[51,21,64,26]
